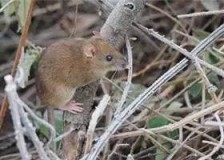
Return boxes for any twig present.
[107,144,130,160]
[0,0,16,13]
[4,75,31,160]
[213,47,224,56]
[54,127,75,142]
[152,131,206,157]
[129,124,206,158]
[195,58,224,78]
[199,111,224,160]
[148,101,224,133]
[87,23,224,159]
[114,35,133,115]
[47,150,61,160]
[184,91,193,108]
[84,95,110,154]
[202,141,224,149]
[145,3,187,33]
[193,58,218,103]
[201,83,206,124]
[138,25,224,79]
[0,0,36,128]
[206,121,224,127]
[138,24,222,102]
[112,127,216,148]
[178,10,224,18]
[130,60,171,79]
[161,61,224,109]
[18,101,51,160]
[4,75,53,160]
[19,96,56,150]
[129,45,168,79]
[166,126,201,160]
[14,64,56,151]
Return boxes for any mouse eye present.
[106,55,113,62]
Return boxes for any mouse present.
[35,35,127,114]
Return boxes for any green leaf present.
[147,116,179,140]
[16,0,31,28]
[54,111,63,135]
[193,29,210,41]
[0,0,31,29]
[39,123,49,137]
[189,82,202,98]
[204,51,220,64]
[167,129,179,139]
[37,110,63,137]
[16,46,42,88]
[192,29,220,64]
[147,116,169,129]
[0,0,18,17]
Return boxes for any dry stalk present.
[84,95,110,154]
[87,23,224,159]
[0,0,36,128]
[178,10,224,18]
[148,101,224,133]
[114,35,133,115]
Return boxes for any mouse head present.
[83,36,127,74]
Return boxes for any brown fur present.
[35,36,127,108]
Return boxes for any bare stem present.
[87,23,224,160]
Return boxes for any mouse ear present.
[84,43,96,58]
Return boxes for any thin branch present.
[178,10,224,18]
[199,111,224,160]
[148,101,224,134]
[4,75,31,160]
[145,3,187,33]
[84,95,110,154]
[127,124,207,158]
[202,141,224,149]
[193,58,218,103]
[114,35,133,115]
[4,74,53,160]
[0,0,16,13]
[138,24,224,79]
[166,126,201,160]
[0,0,36,128]
[54,127,75,143]
[107,144,130,160]
[87,23,224,159]
[18,101,51,160]
[19,97,56,150]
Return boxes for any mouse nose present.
[115,57,128,71]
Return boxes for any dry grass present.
[0,0,224,160]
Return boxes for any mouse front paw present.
[59,100,84,114]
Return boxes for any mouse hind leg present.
[55,85,84,114]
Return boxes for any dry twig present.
[87,23,224,159]
[0,0,36,128]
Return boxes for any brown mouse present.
[35,35,127,113]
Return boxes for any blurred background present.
[1,0,224,159]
